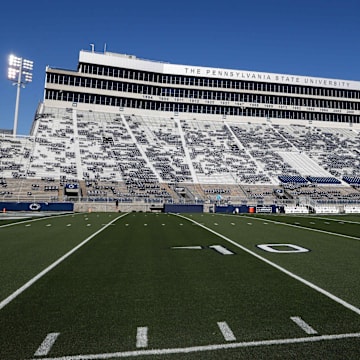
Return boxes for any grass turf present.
[0,212,359,359]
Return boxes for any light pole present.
[8,55,33,136]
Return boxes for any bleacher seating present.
[0,105,359,208]
[278,175,308,184]
[343,176,360,185]
[307,176,342,184]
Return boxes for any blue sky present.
[1,0,360,135]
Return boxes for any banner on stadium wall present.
[164,204,203,213]
[0,202,74,212]
[215,205,249,213]
[215,205,276,214]
[255,205,277,213]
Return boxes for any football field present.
[0,212,359,359]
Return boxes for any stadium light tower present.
[8,54,33,136]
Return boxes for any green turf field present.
[0,212,359,359]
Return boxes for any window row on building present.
[46,73,360,111]
[44,89,360,124]
[78,62,360,99]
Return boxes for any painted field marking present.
[174,213,360,316]
[172,246,203,250]
[290,317,318,335]
[240,214,360,242]
[26,332,360,360]
[257,244,309,253]
[217,321,236,341]
[300,215,360,225]
[172,245,234,255]
[34,333,60,356]
[0,213,129,311]
[209,245,234,255]
[0,212,81,229]
[136,327,148,348]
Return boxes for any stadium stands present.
[1,105,359,212]
[1,49,360,212]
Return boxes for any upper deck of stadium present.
[44,50,360,125]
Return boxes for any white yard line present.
[26,332,360,360]
[0,213,128,311]
[174,214,360,316]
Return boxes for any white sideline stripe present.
[301,215,360,225]
[174,214,360,316]
[241,215,360,242]
[0,213,128,311]
[290,317,318,335]
[209,245,234,255]
[26,332,360,360]
[34,332,60,356]
[0,212,81,229]
[217,321,236,341]
[136,327,148,348]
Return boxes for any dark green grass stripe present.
[0,213,128,311]
[190,213,360,308]
[0,213,123,299]
[175,213,360,316]
[1,213,359,359]
[249,214,360,238]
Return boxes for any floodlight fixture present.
[7,54,34,136]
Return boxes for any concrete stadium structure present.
[1,50,360,213]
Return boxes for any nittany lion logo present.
[29,203,41,211]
